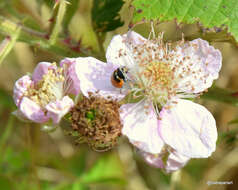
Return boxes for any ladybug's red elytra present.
[111,67,128,88]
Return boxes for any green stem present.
[49,0,67,45]
[170,170,181,190]
[0,116,14,163]
[0,27,21,65]
[0,116,14,148]
[0,16,97,58]
[201,86,238,106]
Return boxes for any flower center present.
[69,93,122,152]
[140,61,176,105]
[143,61,173,87]
[125,36,179,107]
[25,63,65,107]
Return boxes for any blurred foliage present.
[0,0,238,190]
[0,89,15,110]
[201,86,238,106]
[92,0,124,33]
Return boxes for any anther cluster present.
[24,63,65,107]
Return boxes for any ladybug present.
[111,67,128,88]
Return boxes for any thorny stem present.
[49,0,67,45]
[0,16,102,58]
[0,21,21,64]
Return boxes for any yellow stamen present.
[24,63,65,107]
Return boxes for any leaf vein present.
[206,0,223,26]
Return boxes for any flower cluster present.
[13,31,222,172]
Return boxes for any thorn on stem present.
[45,34,50,40]
[231,92,238,98]
[63,36,71,44]
[48,17,55,23]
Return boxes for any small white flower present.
[13,61,81,124]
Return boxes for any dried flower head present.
[69,93,122,151]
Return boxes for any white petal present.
[141,150,190,173]
[120,101,164,153]
[60,58,81,95]
[174,39,222,93]
[32,62,56,83]
[73,57,126,100]
[106,31,146,69]
[165,150,190,173]
[13,75,33,106]
[159,99,217,158]
[140,151,164,169]
[127,31,147,45]
[45,96,74,124]
[19,97,49,123]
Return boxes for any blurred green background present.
[0,0,238,190]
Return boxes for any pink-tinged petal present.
[140,151,164,169]
[13,75,33,106]
[174,39,222,93]
[19,97,49,123]
[165,150,190,173]
[159,99,217,158]
[45,96,74,124]
[126,31,147,45]
[106,31,146,69]
[32,62,56,83]
[141,150,190,173]
[120,101,164,154]
[71,57,125,100]
[60,58,81,95]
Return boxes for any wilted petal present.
[69,57,125,100]
[45,96,74,124]
[159,99,217,158]
[141,150,190,173]
[174,38,222,93]
[19,97,49,123]
[13,75,33,106]
[32,62,56,83]
[60,58,81,95]
[106,31,146,69]
[120,101,164,153]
